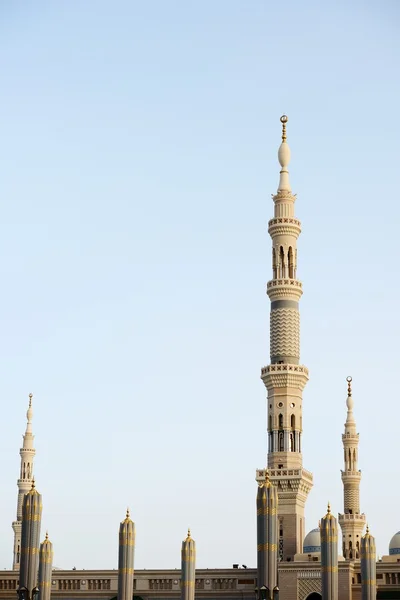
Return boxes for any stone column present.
[320,504,338,600]
[117,509,135,600]
[181,529,196,600]
[38,533,53,600]
[19,481,42,593]
[361,526,376,600]
[257,472,278,597]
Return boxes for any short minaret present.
[256,472,278,596]
[117,509,135,600]
[320,503,338,600]
[338,377,366,559]
[38,532,53,600]
[257,115,313,560]
[360,525,376,600]
[12,394,36,570]
[181,529,196,600]
[19,480,43,593]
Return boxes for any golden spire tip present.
[346,376,352,396]
[31,478,35,490]
[280,115,288,142]
[187,528,191,539]
[366,524,369,534]
[45,531,49,541]
[126,507,130,519]
[327,501,331,514]
[265,469,269,483]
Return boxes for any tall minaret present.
[256,472,278,595]
[19,480,43,593]
[117,509,135,600]
[338,377,366,559]
[12,394,36,570]
[321,503,338,600]
[360,525,376,600]
[38,532,54,600]
[257,116,313,560]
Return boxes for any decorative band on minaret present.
[320,503,338,600]
[257,115,313,560]
[360,526,376,600]
[256,472,278,597]
[338,377,366,559]
[12,394,36,570]
[181,529,196,600]
[19,480,43,593]
[38,532,53,600]
[117,509,135,600]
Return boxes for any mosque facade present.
[1,117,400,600]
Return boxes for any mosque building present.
[1,117,400,600]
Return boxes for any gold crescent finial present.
[327,501,331,514]
[45,531,49,541]
[346,376,352,396]
[31,478,35,490]
[29,393,33,407]
[126,507,130,519]
[280,115,288,142]
[366,524,369,535]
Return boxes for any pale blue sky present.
[0,0,399,570]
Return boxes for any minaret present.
[12,394,36,570]
[256,472,278,596]
[181,529,196,600]
[38,532,53,600]
[257,115,313,560]
[360,525,376,600]
[117,509,135,600]
[19,480,43,593]
[320,503,338,600]
[338,377,366,559]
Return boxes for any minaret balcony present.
[267,279,303,301]
[268,217,301,238]
[261,363,309,391]
[338,512,366,523]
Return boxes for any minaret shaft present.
[181,531,196,600]
[38,534,53,600]
[361,529,376,600]
[257,116,313,561]
[19,483,42,592]
[257,477,278,593]
[321,507,338,600]
[117,510,135,600]
[12,395,36,570]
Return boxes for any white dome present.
[303,528,321,553]
[389,531,400,555]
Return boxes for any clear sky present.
[0,0,399,571]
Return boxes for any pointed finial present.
[346,376,352,397]
[45,531,49,541]
[265,469,269,483]
[280,115,288,142]
[327,502,331,514]
[29,393,33,407]
[126,507,130,519]
[188,528,191,537]
[31,478,35,490]
[366,524,369,535]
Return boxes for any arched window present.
[291,414,295,429]
[279,246,285,278]
[272,248,277,279]
[288,246,294,278]
[278,414,283,429]
[290,432,294,452]
[348,448,352,470]
[269,415,272,431]
[278,432,284,452]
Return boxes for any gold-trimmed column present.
[361,526,376,600]
[38,532,53,600]
[117,509,135,600]
[257,472,278,597]
[181,529,196,600]
[19,480,42,593]
[320,504,338,600]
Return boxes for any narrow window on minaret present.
[288,247,294,278]
[278,414,283,429]
[279,246,285,278]
[272,248,277,279]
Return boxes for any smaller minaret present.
[12,394,36,570]
[338,377,366,559]
[181,529,196,600]
[361,525,376,600]
[256,471,278,597]
[38,532,53,600]
[19,480,43,593]
[320,503,338,600]
[117,509,135,600]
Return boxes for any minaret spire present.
[257,116,313,561]
[338,377,366,559]
[12,394,37,570]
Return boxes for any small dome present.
[389,531,400,555]
[303,528,321,553]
